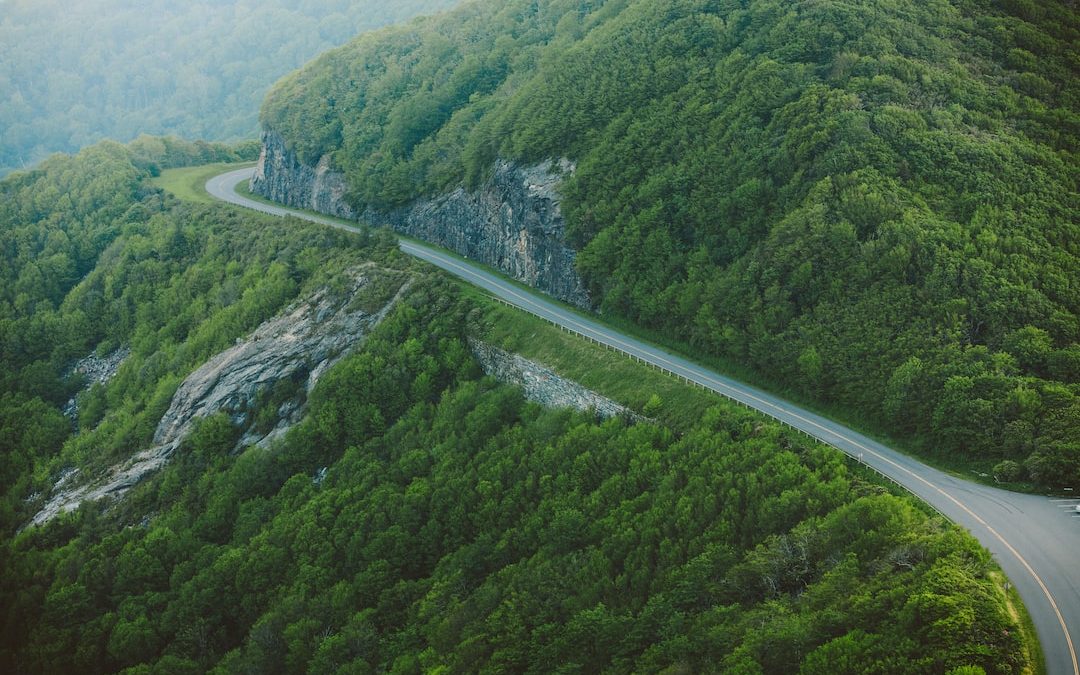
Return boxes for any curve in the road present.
[207,167,1079,675]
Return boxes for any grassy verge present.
[189,163,1039,493]
[166,164,1042,668]
[151,161,255,204]
[991,569,1047,675]
[466,287,721,430]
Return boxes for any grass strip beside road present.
[992,569,1050,675]
[152,162,256,204]
[469,287,720,430]
[176,163,1040,493]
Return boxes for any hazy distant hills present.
[0,0,461,175]
[261,0,1080,486]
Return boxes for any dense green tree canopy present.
[0,138,399,522]
[0,0,460,176]
[262,0,1080,485]
[0,142,1031,673]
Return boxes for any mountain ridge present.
[259,0,1080,488]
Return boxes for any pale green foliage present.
[0,0,461,175]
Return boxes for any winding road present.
[208,167,1079,674]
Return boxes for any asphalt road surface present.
[208,167,1079,674]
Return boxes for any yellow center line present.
[409,246,1080,675]
[237,178,1077,675]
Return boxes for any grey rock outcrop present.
[28,266,410,528]
[251,130,590,308]
[62,347,131,421]
[250,132,357,220]
[469,338,639,422]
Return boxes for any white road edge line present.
[207,167,1078,675]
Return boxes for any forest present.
[0,137,397,520]
[0,0,460,176]
[260,0,1080,487]
[0,141,1031,673]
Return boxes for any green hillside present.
[0,144,1032,673]
[262,0,1080,486]
[0,0,461,176]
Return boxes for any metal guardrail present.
[485,294,953,523]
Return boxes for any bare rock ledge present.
[251,130,590,308]
[28,266,410,528]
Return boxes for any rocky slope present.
[250,132,357,220]
[251,131,589,308]
[28,265,410,527]
[469,338,640,421]
[62,347,131,421]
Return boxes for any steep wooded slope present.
[0,140,403,524]
[0,145,1030,673]
[262,0,1080,484]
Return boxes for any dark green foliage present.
[0,0,462,176]
[0,394,68,499]
[0,139,400,528]
[0,138,1029,672]
[263,0,1080,485]
[0,305,1027,672]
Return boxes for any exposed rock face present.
[469,338,639,422]
[28,266,409,528]
[250,132,357,220]
[62,347,131,421]
[251,130,590,308]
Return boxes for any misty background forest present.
[0,0,460,176]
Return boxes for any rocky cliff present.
[469,338,640,422]
[250,131,590,308]
[29,265,410,527]
[251,132,357,220]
